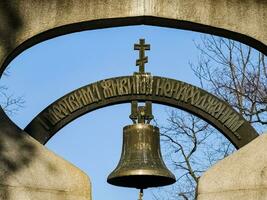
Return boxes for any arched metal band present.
[24,75,258,148]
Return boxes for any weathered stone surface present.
[0,108,91,200]
[0,0,266,75]
[197,133,267,200]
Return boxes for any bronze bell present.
[107,101,176,189]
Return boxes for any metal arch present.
[24,75,258,149]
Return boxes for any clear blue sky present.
[1,25,202,200]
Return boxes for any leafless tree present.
[192,36,267,130]
[154,36,266,200]
[154,110,234,200]
[0,70,24,115]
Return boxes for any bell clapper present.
[138,189,144,200]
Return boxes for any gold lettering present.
[101,80,114,98]
[51,105,65,120]
[155,78,165,96]
[209,102,223,117]
[195,94,208,110]
[172,82,181,99]
[126,78,131,95]
[74,90,89,106]
[224,114,245,134]
[47,109,60,125]
[139,77,146,94]
[190,89,201,105]
[133,76,137,94]
[224,114,238,129]
[119,78,129,95]
[231,119,245,132]
[146,76,153,95]
[93,84,101,101]
[218,107,232,123]
[128,77,133,94]
[205,96,218,114]
[112,80,119,96]
[180,85,192,102]
[183,86,192,102]
[81,87,94,103]
[184,86,199,104]
[36,77,248,141]
[67,94,81,112]
[58,100,71,115]
[62,97,74,112]
[136,76,140,94]
[42,111,57,126]
[83,86,97,103]
[163,79,172,97]
[175,82,187,100]
[37,116,51,130]
[214,104,227,119]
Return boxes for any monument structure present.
[0,1,266,200]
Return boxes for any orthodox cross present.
[134,39,150,73]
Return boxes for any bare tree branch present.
[155,35,265,200]
[192,35,267,130]
[0,68,24,115]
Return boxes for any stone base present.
[197,133,267,200]
[0,125,91,200]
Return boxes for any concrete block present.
[197,133,267,200]
[0,126,91,200]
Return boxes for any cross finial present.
[134,39,150,73]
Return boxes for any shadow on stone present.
[0,108,37,199]
[0,1,23,52]
[0,108,91,200]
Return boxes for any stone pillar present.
[197,133,267,200]
[0,111,92,200]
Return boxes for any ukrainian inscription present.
[36,75,244,140]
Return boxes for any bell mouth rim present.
[123,123,159,131]
[108,169,176,180]
[107,173,176,189]
[107,168,176,188]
